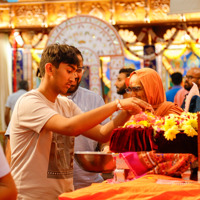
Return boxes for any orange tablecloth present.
[59,175,200,200]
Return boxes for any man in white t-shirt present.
[0,145,17,200]
[10,44,152,200]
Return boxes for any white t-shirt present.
[10,89,82,200]
[0,145,10,178]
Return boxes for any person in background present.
[126,68,183,117]
[4,80,29,127]
[0,144,17,200]
[115,68,135,99]
[174,87,188,107]
[166,72,183,102]
[180,67,200,110]
[10,44,151,199]
[62,46,109,190]
[4,80,29,165]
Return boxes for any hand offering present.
[119,97,154,115]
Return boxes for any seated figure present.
[126,68,183,117]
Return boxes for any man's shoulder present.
[58,95,74,105]
[16,90,47,104]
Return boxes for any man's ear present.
[45,63,53,75]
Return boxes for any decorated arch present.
[46,14,125,101]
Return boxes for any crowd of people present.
[1,43,200,200]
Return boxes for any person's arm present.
[0,145,17,200]
[0,173,17,200]
[5,137,11,166]
[82,109,131,142]
[43,97,152,142]
[4,107,10,127]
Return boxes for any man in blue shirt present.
[63,46,109,189]
[4,80,29,126]
[166,72,183,102]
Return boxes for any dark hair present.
[171,72,183,85]
[119,68,135,77]
[69,45,83,61]
[39,44,80,77]
[18,80,28,91]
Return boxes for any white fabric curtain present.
[0,34,12,131]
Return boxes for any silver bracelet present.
[115,99,123,110]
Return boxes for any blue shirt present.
[166,86,182,102]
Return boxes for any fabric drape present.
[0,34,12,131]
[59,174,200,200]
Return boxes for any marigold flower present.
[182,125,198,137]
[163,118,177,131]
[164,125,180,141]
[123,112,198,141]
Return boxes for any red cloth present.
[155,131,198,157]
[109,127,157,153]
[59,175,200,200]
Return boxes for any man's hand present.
[119,97,154,115]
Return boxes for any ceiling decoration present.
[0,0,200,30]
[122,24,200,61]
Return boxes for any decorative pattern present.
[0,6,10,27]
[13,4,45,27]
[47,15,124,97]
[115,1,145,22]
[0,0,200,29]
[81,2,110,22]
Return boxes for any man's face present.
[114,73,127,95]
[67,54,84,94]
[184,68,200,91]
[53,62,78,95]
[128,74,148,102]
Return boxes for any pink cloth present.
[174,88,188,107]
[121,151,196,178]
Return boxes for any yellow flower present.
[182,125,198,137]
[123,112,198,141]
[138,120,149,127]
[164,125,180,141]
[183,119,198,130]
[163,118,177,131]
[123,121,136,128]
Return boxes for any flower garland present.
[122,23,200,61]
[123,112,198,141]
[182,23,200,44]
[123,26,180,61]
[190,42,200,58]
[163,46,187,60]
[123,28,148,45]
